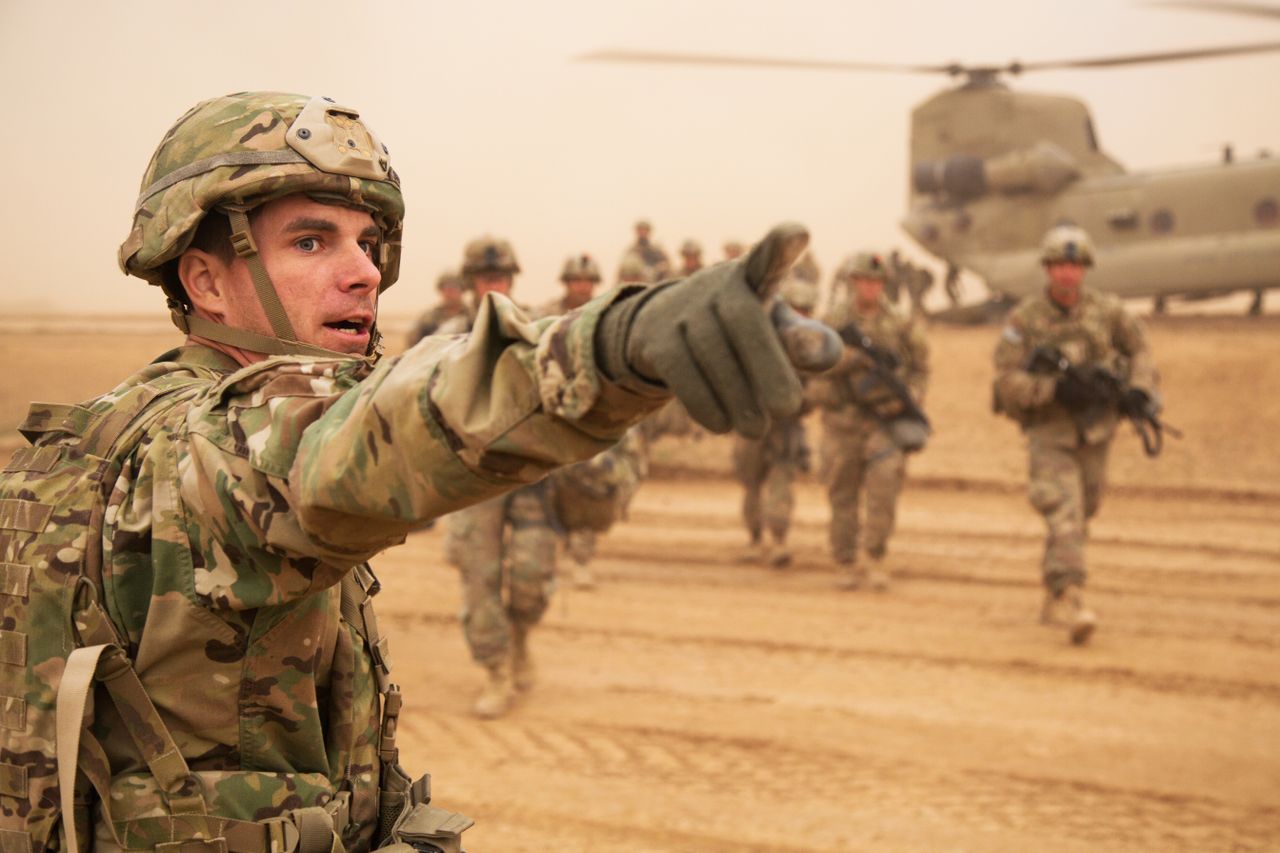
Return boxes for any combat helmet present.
[839,252,888,282]
[680,239,702,257]
[779,276,819,314]
[119,91,404,359]
[560,253,602,283]
[436,269,466,291]
[461,236,521,277]
[1040,223,1095,266]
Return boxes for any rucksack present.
[0,374,205,851]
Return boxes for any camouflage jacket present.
[24,288,665,851]
[620,240,671,283]
[993,287,1158,447]
[406,302,470,347]
[811,296,930,433]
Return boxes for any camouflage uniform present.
[530,266,643,590]
[731,416,808,566]
[811,293,929,580]
[733,276,819,567]
[993,288,1157,598]
[551,429,647,589]
[0,93,671,853]
[436,238,568,716]
[407,271,469,346]
[621,220,671,283]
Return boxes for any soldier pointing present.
[0,91,831,853]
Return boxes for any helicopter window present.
[1150,208,1175,234]
[1255,198,1279,228]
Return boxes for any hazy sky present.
[2,0,1278,316]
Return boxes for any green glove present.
[597,223,836,438]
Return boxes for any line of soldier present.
[410,219,1161,719]
[729,224,1160,651]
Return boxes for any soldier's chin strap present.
[166,207,383,364]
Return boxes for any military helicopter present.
[580,6,1280,316]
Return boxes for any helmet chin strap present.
[168,207,382,363]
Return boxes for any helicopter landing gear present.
[1248,288,1265,317]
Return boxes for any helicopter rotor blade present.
[1016,40,1280,71]
[1149,1,1280,22]
[576,49,955,76]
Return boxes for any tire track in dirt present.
[382,610,1280,703]
[403,712,1280,851]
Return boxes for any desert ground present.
[1,312,1277,851]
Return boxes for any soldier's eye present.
[297,237,319,252]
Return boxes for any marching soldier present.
[621,218,672,282]
[993,224,1160,645]
[810,252,930,591]
[442,236,564,719]
[679,239,704,275]
[406,268,468,345]
[538,253,602,317]
[733,276,819,567]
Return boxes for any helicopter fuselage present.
[900,85,1280,303]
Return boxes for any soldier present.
[442,237,566,719]
[679,239,704,275]
[538,253,602,317]
[993,224,1160,645]
[616,254,649,286]
[733,275,819,567]
[810,252,930,591]
[406,268,468,345]
[723,240,745,260]
[621,218,671,282]
[0,91,812,853]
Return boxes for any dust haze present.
[2,0,1279,316]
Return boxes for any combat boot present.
[834,558,863,590]
[472,660,516,719]
[511,624,537,691]
[764,533,792,569]
[866,555,890,592]
[1041,585,1097,645]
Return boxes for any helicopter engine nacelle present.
[913,141,1081,201]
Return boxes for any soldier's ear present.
[178,249,233,322]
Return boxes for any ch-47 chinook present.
[580,7,1280,317]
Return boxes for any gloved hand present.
[598,224,840,438]
[1053,370,1095,412]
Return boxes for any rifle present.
[835,321,931,451]
[1025,345,1181,457]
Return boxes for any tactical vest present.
[0,370,469,853]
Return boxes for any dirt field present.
[1,315,1278,850]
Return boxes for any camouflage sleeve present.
[992,306,1056,413]
[180,288,668,605]
[901,317,930,402]
[1107,297,1159,395]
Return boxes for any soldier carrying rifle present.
[993,224,1164,645]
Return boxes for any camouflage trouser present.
[444,485,557,667]
[732,435,795,541]
[1027,437,1110,595]
[565,529,597,565]
[822,425,905,563]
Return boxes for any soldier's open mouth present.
[326,320,368,334]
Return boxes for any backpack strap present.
[58,645,210,853]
